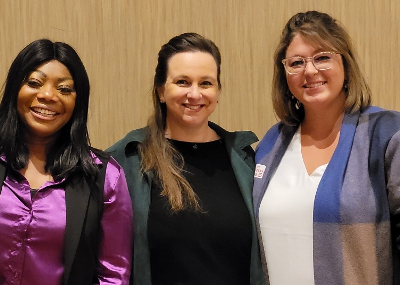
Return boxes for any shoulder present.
[102,156,127,192]
[358,106,400,136]
[258,122,282,146]
[89,149,121,184]
[360,106,400,120]
[106,127,148,161]
[90,147,110,163]
[104,156,124,176]
[256,122,296,160]
[209,121,258,148]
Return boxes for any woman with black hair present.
[0,39,132,285]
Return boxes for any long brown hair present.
[139,33,222,211]
[272,11,371,125]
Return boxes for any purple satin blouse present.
[0,155,133,285]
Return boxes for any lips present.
[31,107,59,117]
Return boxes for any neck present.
[25,130,57,150]
[165,122,219,142]
[301,95,346,140]
[19,152,53,189]
[28,143,48,160]
[301,109,344,146]
[18,147,48,182]
[23,135,54,172]
[18,135,56,188]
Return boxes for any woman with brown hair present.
[108,32,265,285]
[253,11,400,285]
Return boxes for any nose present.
[304,59,318,75]
[37,86,58,101]
[187,84,201,99]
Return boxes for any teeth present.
[32,108,57,116]
[305,82,324,88]
[185,105,201,110]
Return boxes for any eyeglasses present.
[281,51,341,74]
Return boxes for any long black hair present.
[0,39,99,178]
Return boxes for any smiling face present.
[285,34,346,114]
[158,51,220,135]
[17,60,76,142]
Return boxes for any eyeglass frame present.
[281,51,341,75]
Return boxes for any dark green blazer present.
[107,122,267,285]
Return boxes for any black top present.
[148,139,252,285]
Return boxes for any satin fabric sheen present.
[0,156,132,285]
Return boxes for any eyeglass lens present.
[284,52,335,74]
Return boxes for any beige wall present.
[1,0,399,149]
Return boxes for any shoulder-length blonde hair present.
[272,11,371,125]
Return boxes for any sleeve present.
[96,157,133,285]
[385,129,400,256]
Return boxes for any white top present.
[259,127,327,285]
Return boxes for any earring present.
[343,81,349,92]
[295,100,302,110]
[160,100,165,104]
[291,95,302,110]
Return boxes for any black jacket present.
[0,152,109,285]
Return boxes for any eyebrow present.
[172,75,217,81]
[201,76,217,81]
[288,48,333,58]
[30,69,73,82]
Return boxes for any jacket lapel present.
[313,111,360,223]
[253,124,297,217]
[63,175,91,284]
[0,162,6,194]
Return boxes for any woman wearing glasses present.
[253,11,400,284]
